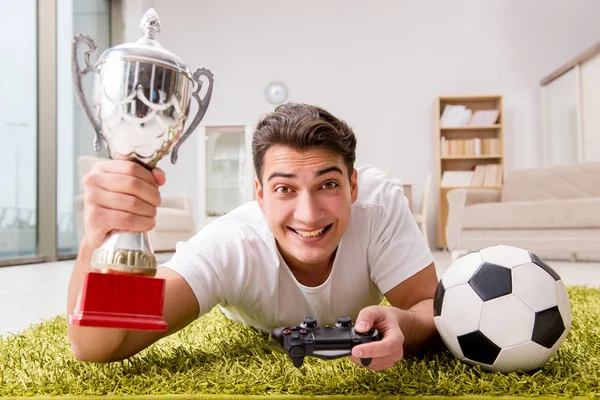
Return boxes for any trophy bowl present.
[69,8,213,331]
[72,8,213,276]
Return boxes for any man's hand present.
[350,305,405,371]
[81,160,165,249]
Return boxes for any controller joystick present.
[302,317,317,329]
[271,316,381,368]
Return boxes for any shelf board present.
[439,94,502,101]
[441,185,502,190]
[440,124,501,130]
[441,154,503,160]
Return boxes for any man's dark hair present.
[252,103,357,184]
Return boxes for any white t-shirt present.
[163,166,433,332]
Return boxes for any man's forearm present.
[392,299,440,356]
[67,239,128,362]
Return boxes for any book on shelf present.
[440,105,500,127]
[441,164,503,188]
[440,171,474,187]
[441,137,500,156]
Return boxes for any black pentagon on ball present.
[458,330,501,365]
[532,306,565,348]
[530,252,561,281]
[468,262,512,301]
[433,281,445,317]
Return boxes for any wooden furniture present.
[411,173,432,246]
[433,94,506,248]
[541,40,600,165]
[394,182,413,211]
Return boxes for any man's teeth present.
[295,227,326,238]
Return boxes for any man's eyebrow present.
[267,166,343,181]
[316,166,343,176]
[267,172,295,181]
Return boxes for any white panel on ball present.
[441,283,484,336]
[547,282,573,357]
[434,316,465,360]
[556,281,573,328]
[512,262,559,312]
[492,341,550,373]
[479,295,535,348]
[479,245,532,269]
[441,252,484,289]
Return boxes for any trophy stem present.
[91,232,157,276]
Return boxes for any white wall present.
[122,0,600,246]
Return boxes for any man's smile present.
[288,224,333,240]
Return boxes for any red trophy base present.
[69,271,167,331]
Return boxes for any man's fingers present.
[95,160,160,187]
[352,336,403,359]
[86,204,155,233]
[86,171,162,207]
[85,190,157,218]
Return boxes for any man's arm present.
[351,262,440,370]
[67,242,199,363]
[67,160,199,363]
[383,262,440,356]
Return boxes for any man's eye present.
[275,186,291,194]
[322,181,339,189]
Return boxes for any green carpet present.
[1,286,600,399]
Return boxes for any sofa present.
[445,162,600,261]
[74,156,196,252]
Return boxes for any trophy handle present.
[72,34,103,152]
[171,67,215,164]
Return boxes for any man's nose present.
[294,192,323,224]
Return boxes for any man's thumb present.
[355,307,376,332]
[152,167,166,186]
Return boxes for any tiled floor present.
[1,251,599,337]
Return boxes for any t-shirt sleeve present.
[161,227,248,318]
[366,172,434,295]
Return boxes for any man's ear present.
[255,178,265,212]
[350,168,358,204]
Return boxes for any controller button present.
[292,333,300,339]
[303,317,317,328]
[290,346,305,357]
[282,329,291,335]
[290,326,299,331]
[299,329,308,334]
[338,316,352,327]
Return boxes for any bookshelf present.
[434,94,506,248]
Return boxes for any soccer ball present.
[433,245,572,373]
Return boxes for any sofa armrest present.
[160,194,192,211]
[74,194,85,244]
[445,188,502,251]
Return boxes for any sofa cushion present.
[501,163,600,202]
[462,198,600,229]
[155,207,195,232]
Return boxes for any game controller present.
[271,316,381,368]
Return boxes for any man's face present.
[255,145,358,271]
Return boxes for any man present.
[67,103,439,371]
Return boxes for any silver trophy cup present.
[72,8,213,276]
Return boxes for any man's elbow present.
[67,329,129,363]
[69,342,125,363]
